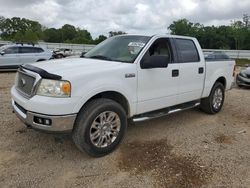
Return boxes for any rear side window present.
[33,47,44,53]
[19,47,34,53]
[175,39,200,63]
[19,47,44,53]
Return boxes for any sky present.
[0,0,249,38]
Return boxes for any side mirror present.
[141,55,169,69]
[80,52,86,58]
[0,51,5,56]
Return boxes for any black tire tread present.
[200,82,225,114]
[72,98,127,157]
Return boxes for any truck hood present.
[31,58,127,78]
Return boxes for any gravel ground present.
[0,72,250,188]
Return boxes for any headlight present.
[36,79,71,97]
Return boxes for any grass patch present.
[235,59,250,67]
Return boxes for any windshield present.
[84,35,151,63]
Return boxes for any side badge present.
[125,73,136,78]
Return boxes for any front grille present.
[16,70,36,97]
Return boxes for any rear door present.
[173,38,205,104]
[19,47,38,64]
[34,47,46,60]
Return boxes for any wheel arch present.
[208,76,226,96]
[203,75,227,98]
[215,76,226,88]
[76,90,131,117]
[36,59,46,62]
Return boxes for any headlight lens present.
[36,79,71,97]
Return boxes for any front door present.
[0,46,19,67]
[137,37,180,114]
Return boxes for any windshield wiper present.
[88,55,112,61]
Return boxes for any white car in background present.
[0,43,52,71]
[53,48,73,59]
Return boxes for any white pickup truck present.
[11,35,235,156]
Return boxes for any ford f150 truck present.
[11,35,235,157]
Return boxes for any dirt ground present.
[0,72,249,188]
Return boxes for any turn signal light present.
[62,82,71,95]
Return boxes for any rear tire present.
[200,82,225,114]
[72,98,127,157]
[56,54,64,59]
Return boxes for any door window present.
[175,39,200,63]
[150,38,171,57]
[4,47,19,54]
[142,38,172,63]
[33,47,44,53]
[19,47,34,54]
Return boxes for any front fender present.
[72,86,136,117]
[67,62,137,116]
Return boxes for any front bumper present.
[236,74,250,87]
[12,100,77,132]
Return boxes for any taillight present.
[233,65,236,77]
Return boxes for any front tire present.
[72,99,127,157]
[200,82,225,114]
[56,54,64,59]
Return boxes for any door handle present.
[172,69,179,77]
[198,67,204,74]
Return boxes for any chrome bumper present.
[12,100,77,132]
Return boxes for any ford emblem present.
[20,78,26,87]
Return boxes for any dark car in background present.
[236,65,250,87]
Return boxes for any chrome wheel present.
[212,88,223,110]
[89,111,121,148]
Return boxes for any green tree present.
[168,15,250,50]
[94,35,107,44]
[0,17,42,42]
[231,19,248,49]
[13,30,39,42]
[0,16,5,39]
[43,28,62,43]
[71,29,93,44]
[0,16,5,26]
[61,24,77,42]
[243,14,250,28]
[168,19,200,36]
